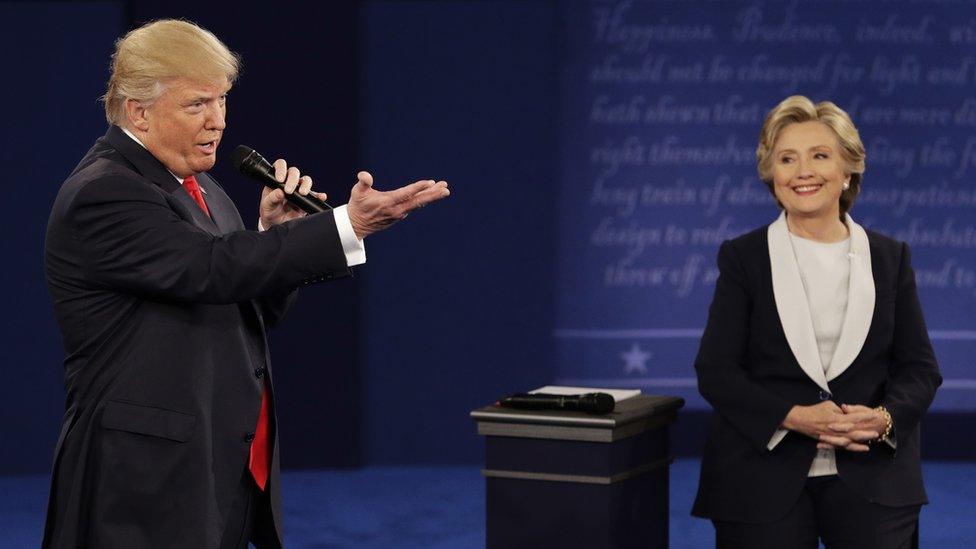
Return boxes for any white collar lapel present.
[768,212,830,392]
[825,214,875,381]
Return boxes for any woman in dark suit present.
[691,95,941,548]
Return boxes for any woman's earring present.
[842,182,850,190]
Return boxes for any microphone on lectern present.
[497,392,616,415]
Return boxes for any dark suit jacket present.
[692,212,942,523]
[42,126,351,548]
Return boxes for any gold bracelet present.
[874,405,893,441]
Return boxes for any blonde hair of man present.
[756,95,866,217]
[102,19,241,126]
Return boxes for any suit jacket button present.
[244,433,256,443]
[254,367,265,379]
[819,390,832,401]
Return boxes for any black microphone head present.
[231,145,253,171]
[231,145,271,177]
[580,393,615,415]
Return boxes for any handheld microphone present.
[231,145,333,213]
[497,392,616,415]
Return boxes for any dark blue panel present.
[0,1,127,474]
[361,0,559,464]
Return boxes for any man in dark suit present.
[42,19,448,548]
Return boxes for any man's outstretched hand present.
[347,171,450,239]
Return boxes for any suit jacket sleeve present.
[67,174,348,304]
[695,239,795,453]
[884,242,942,447]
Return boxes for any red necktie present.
[182,175,211,217]
[184,175,270,490]
[249,382,271,491]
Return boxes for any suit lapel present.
[105,125,220,235]
[173,190,221,235]
[767,212,831,392]
[195,172,245,235]
[825,215,875,381]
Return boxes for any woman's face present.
[770,121,851,222]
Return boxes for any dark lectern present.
[470,394,684,549]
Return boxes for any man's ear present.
[124,98,150,132]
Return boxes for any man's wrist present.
[348,211,366,240]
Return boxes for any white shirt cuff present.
[257,207,365,266]
[333,205,366,266]
[767,428,789,450]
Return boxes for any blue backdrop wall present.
[359,0,558,464]
[3,1,973,476]
[552,0,976,415]
[1,1,128,475]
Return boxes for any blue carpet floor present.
[2,459,973,547]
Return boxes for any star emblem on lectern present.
[621,343,651,374]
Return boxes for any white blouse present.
[789,232,852,477]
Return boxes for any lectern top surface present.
[469,394,684,429]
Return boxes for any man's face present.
[138,78,230,178]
